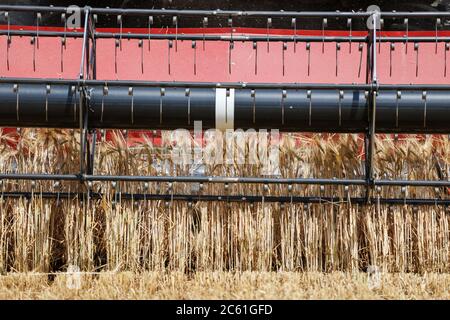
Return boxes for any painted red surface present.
[0,26,448,149]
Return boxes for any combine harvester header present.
[0,4,448,206]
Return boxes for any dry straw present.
[0,129,448,274]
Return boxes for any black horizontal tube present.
[3,29,450,44]
[0,78,376,90]
[3,5,450,23]
[95,32,367,43]
[1,83,449,133]
[0,30,368,43]
[3,5,450,19]
[0,173,448,187]
[3,78,450,91]
[0,191,448,206]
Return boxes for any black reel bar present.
[0,83,449,133]
[0,5,449,206]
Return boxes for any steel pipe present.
[0,191,448,206]
[0,83,449,133]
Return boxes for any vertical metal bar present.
[366,11,378,203]
[79,7,90,178]
[87,8,97,176]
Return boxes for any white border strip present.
[215,88,235,130]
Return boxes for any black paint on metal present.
[1,84,449,133]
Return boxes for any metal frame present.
[0,5,448,206]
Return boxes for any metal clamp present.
[396,90,401,128]
[322,18,328,53]
[148,16,153,50]
[128,87,134,125]
[45,84,51,122]
[173,16,178,51]
[422,91,427,128]
[281,90,287,125]
[338,90,344,127]
[13,84,19,122]
[117,14,122,49]
[185,88,191,125]
[101,84,108,123]
[202,16,208,50]
[160,87,165,124]
[307,90,312,126]
[292,18,297,52]
[266,17,272,52]
[251,89,256,124]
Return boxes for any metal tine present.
[101,84,108,123]
[306,42,311,76]
[185,88,191,125]
[61,12,67,46]
[36,12,41,49]
[13,84,19,122]
[202,16,208,50]
[148,16,153,51]
[192,41,197,75]
[358,43,363,78]
[307,89,312,126]
[228,16,233,42]
[338,90,344,127]
[138,39,144,73]
[401,186,407,206]
[287,184,293,204]
[336,42,341,76]
[396,90,401,128]
[114,39,120,74]
[31,36,36,72]
[291,18,297,53]
[435,18,442,54]
[282,42,287,76]
[228,17,234,74]
[228,41,234,74]
[45,84,51,122]
[160,87,165,124]
[71,85,76,123]
[253,41,258,75]
[281,90,287,125]
[60,37,66,73]
[117,15,123,50]
[378,18,384,53]
[173,16,178,51]
[445,43,450,77]
[60,12,68,72]
[251,89,256,124]
[168,40,173,74]
[322,18,327,53]
[404,18,409,54]
[6,12,10,70]
[422,91,427,128]
[129,87,134,125]
[319,185,325,204]
[267,17,272,52]
[390,43,395,77]
[344,185,350,203]
[347,18,352,53]
[415,43,419,77]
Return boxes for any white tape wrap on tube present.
[215,88,235,131]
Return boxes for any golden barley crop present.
[0,129,448,276]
